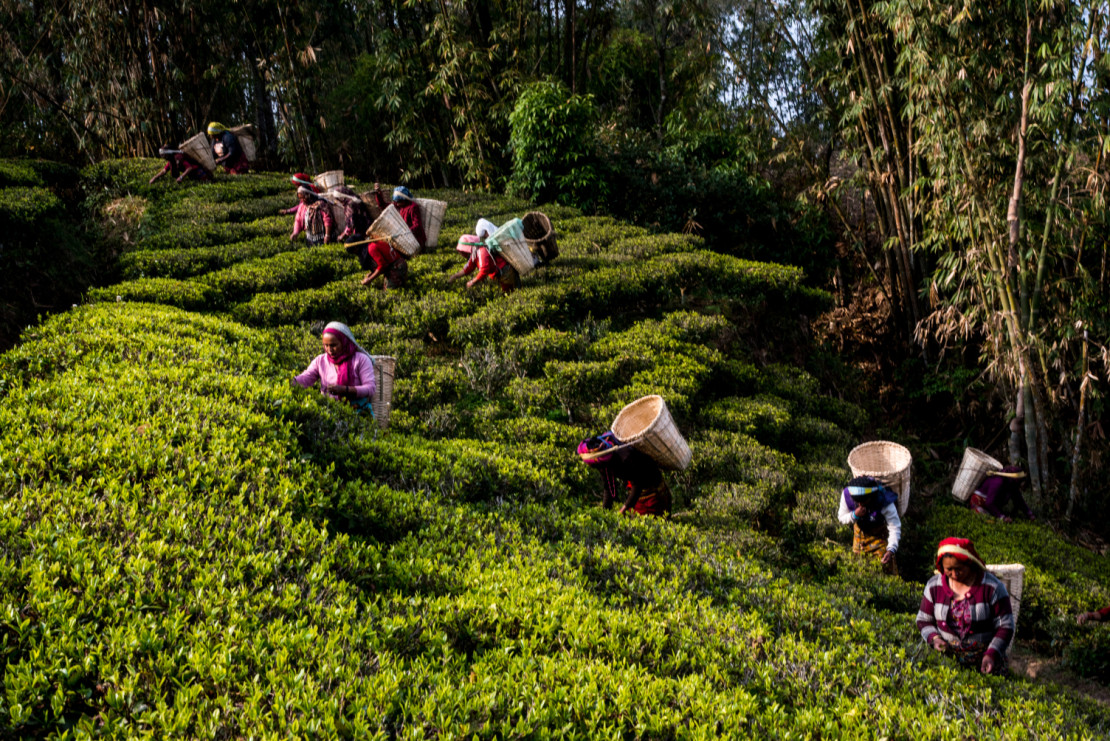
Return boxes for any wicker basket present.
[611,395,692,471]
[487,218,535,276]
[358,191,384,220]
[229,124,257,162]
[370,355,396,430]
[848,441,912,515]
[326,197,346,235]
[952,447,1003,502]
[368,205,421,257]
[417,199,448,250]
[179,133,216,174]
[315,170,345,192]
[987,563,1025,651]
[522,211,558,262]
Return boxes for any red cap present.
[935,537,986,571]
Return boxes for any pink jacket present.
[294,352,376,400]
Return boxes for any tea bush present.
[88,279,223,311]
[119,236,294,279]
[0,162,102,348]
[197,245,353,301]
[2,162,1109,736]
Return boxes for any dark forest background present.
[4,0,1110,529]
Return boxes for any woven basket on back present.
[358,192,384,220]
[611,395,692,471]
[987,563,1025,652]
[326,197,346,235]
[368,205,421,257]
[848,441,913,516]
[370,356,396,430]
[315,170,345,192]
[416,199,448,250]
[229,125,257,162]
[952,447,1003,502]
[522,211,558,262]
[179,133,216,174]
[487,218,535,276]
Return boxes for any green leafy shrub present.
[5,163,1109,736]
[88,279,223,311]
[508,80,606,209]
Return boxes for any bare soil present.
[1009,646,1110,706]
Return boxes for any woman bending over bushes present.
[577,432,671,517]
[838,476,901,576]
[290,187,335,246]
[448,219,521,294]
[294,322,375,414]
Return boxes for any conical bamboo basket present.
[987,563,1025,654]
[229,124,257,162]
[848,441,912,515]
[487,218,535,276]
[610,395,692,471]
[368,205,420,256]
[952,447,1003,502]
[416,198,448,250]
[370,355,396,430]
[179,133,216,174]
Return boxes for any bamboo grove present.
[812,0,1110,514]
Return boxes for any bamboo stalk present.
[1067,330,1090,520]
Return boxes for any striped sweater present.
[916,571,1014,664]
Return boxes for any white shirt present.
[838,496,902,552]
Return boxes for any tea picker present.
[917,537,1015,675]
[837,476,902,575]
[576,396,692,517]
[342,184,428,290]
[149,143,211,184]
[206,122,250,174]
[289,187,334,246]
[448,219,522,294]
[293,322,376,415]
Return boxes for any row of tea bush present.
[2,160,1110,734]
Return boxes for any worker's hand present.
[980,654,995,674]
[1078,611,1101,626]
[373,182,381,192]
[929,635,948,652]
[1000,515,1013,523]
[881,550,894,565]
[854,504,869,518]
[618,505,628,515]
[289,234,297,242]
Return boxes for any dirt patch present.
[101,195,148,250]
[1009,646,1110,706]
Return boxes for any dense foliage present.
[0,160,104,351]
[810,0,1110,515]
[2,163,1110,735]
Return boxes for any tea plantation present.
[2,160,1110,737]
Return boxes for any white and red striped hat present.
[935,537,986,571]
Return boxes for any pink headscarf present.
[322,321,367,388]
